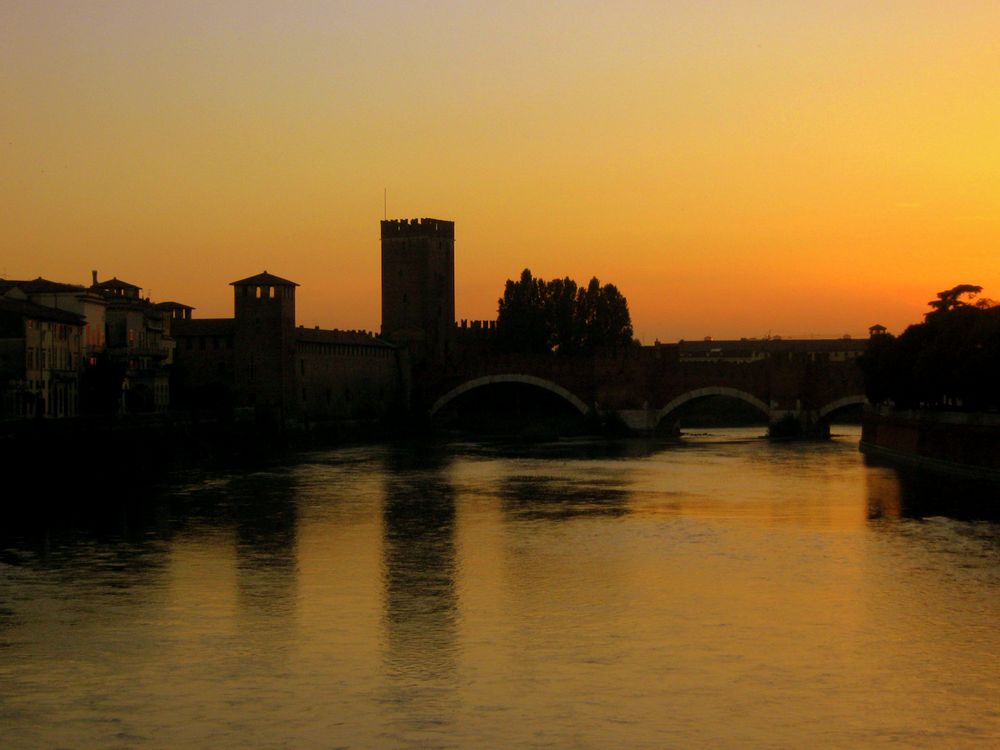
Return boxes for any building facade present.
[0,273,179,417]
[0,293,85,418]
[90,275,175,412]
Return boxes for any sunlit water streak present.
[2,427,999,748]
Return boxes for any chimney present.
[91,270,98,286]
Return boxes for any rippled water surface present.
[3,427,1000,748]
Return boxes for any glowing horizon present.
[3,2,998,342]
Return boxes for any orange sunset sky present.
[2,1,998,343]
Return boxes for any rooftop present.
[0,296,86,325]
[230,271,298,288]
[0,277,87,295]
[93,277,141,291]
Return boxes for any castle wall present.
[172,323,236,407]
[296,334,401,420]
[173,274,405,424]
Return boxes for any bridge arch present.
[818,394,867,419]
[429,374,590,417]
[656,386,771,426]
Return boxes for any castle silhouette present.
[170,218,456,422]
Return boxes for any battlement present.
[380,218,455,240]
[457,319,496,331]
[454,319,497,348]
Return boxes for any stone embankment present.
[860,407,1000,480]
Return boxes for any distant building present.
[676,337,867,363]
[0,272,181,416]
[90,274,174,412]
[0,276,106,362]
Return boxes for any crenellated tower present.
[380,218,455,360]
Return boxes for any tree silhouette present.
[925,284,983,318]
[861,285,1000,410]
[496,269,635,354]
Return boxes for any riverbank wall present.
[860,408,1000,480]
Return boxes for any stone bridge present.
[419,338,868,436]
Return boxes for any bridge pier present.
[767,410,830,440]
[613,408,663,434]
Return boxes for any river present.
[2,426,999,748]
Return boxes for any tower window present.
[256,286,262,299]
[269,286,275,299]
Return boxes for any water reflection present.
[500,474,631,521]
[461,436,670,461]
[230,473,298,575]
[6,434,1000,747]
[230,472,299,642]
[379,447,459,741]
[866,463,1000,521]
